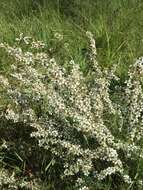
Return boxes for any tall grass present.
[0,0,143,74]
[0,0,143,189]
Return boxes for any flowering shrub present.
[0,32,143,190]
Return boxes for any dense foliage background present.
[0,0,143,190]
[0,0,143,72]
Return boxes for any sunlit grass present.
[0,0,143,189]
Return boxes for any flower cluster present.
[0,33,143,189]
[0,168,41,190]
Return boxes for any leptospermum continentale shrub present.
[0,32,143,190]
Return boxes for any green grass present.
[0,0,143,76]
[0,0,143,189]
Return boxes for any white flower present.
[54,32,63,40]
